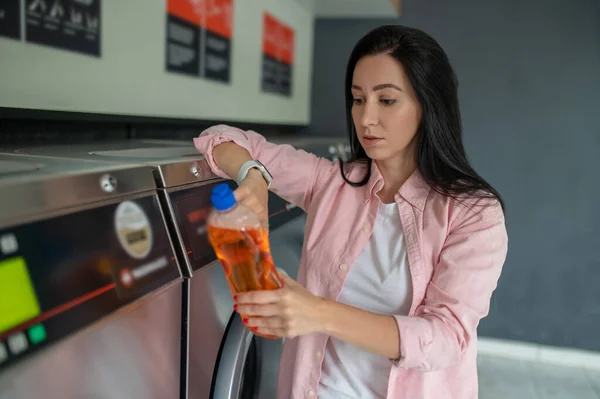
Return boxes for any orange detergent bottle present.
[207,183,283,339]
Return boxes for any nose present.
[360,100,379,127]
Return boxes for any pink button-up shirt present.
[194,125,508,399]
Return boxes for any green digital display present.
[0,257,41,334]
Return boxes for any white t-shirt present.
[318,202,413,399]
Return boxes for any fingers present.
[233,186,268,226]
[236,303,281,317]
[250,326,287,339]
[236,288,283,305]
[243,195,267,223]
[244,316,284,329]
[243,317,291,339]
[234,187,262,213]
[233,186,250,201]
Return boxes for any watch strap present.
[236,160,271,188]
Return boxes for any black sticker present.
[165,14,200,77]
[25,0,101,57]
[0,0,21,40]
[261,55,292,97]
[204,30,230,83]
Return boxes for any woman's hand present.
[234,169,269,228]
[234,274,326,339]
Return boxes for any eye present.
[380,99,396,106]
[352,98,364,105]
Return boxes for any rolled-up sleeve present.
[193,124,252,179]
[392,201,508,372]
[193,124,334,211]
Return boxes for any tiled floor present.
[478,355,600,399]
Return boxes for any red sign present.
[167,0,202,26]
[262,12,295,66]
[205,0,234,39]
[167,0,234,38]
[279,23,294,66]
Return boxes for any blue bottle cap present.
[211,183,236,211]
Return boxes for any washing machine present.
[0,153,183,399]
[139,136,348,398]
[7,136,347,398]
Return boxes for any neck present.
[375,154,416,203]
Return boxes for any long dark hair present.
[340,25,504,210]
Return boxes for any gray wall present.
[308,0,600,350]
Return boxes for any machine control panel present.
[0,195,180,371]
[168,180,304,276]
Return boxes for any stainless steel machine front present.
[5,141,274,398]
[0,154,183,399]
[6,136,347,398]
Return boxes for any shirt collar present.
[364,161,431,211]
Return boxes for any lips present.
[362,136,383,147]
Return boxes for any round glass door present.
[238,337,260,399]
[210,313,262,399]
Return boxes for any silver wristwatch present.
[236,160,273,188]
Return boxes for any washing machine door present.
[210,313,261,399]
[210,215,307,399]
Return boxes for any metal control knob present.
[99,174,118,193]
[190,162,201,178]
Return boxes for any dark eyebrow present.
[351,84,402,92]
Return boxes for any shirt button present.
[316,350,322,358]
[307,390,315,397]
[362,226,369,232]
[339,263,347,271]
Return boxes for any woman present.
[195,25,508,399]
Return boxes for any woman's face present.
[351,54,422,163]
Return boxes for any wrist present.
[245,169,268,188]
[315,297,335,335]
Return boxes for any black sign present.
[261,55,293,97]
[25,0,101,57]
[0,0,21,40]
[204,30,231,83]
[166,14,200,77]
